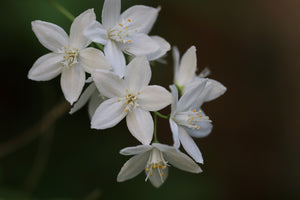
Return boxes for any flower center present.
[174,109,211,130]
[118,89,141,112]
[145,148,168,182]
[56,46,79,68]
[108,18,137,44]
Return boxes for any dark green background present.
[1,0,300,199]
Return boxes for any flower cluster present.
[28,0,226,188]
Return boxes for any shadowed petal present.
[120,145,152,155]
[69,83,96,114]
[146,36,170,61]
[117,152,149,182]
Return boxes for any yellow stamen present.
[161,173,165,176]
[125,109,129,112]
[146,168,149,172]
[193,109,196,112]
[128,19,131,22]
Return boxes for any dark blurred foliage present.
[1,0,300,199]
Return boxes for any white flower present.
[173,46,226,95]
[169,79,225,163]
[91,56,172,144]
[69,82,107,118]
[117,143,202,188]
[28,9,111,104]
[84,0,165,77]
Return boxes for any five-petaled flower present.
[84,0,165,77]
[28,9,111,104]
[117,143,202,188]
[91,56,172,144]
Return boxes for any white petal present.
[177,79,207,112]
[172,46,180,81]
[176,46,197,86]
[70,9,96,49]
[117,152,149,182]
[84,21,108,45]
[92,70,126,98]
[79,47,111,73]
[69,83,96,114]
[32,20,69,52]
[120,145,153,155]
[162,146,202,173]
[169,85,178,115]
[169,119,180,148]
[60,64,86,105]
[88,90,105,119]
[120,5,160,34]
[148,166,168,188]
[91,97,127,129]
[122,34,159,56]
[146,36,170,61]
[184,109,213,138]
[28,53,63,81]
[124,57,151,92]
[184,121,213,138]
[178,126,203,164]
[138,86,172,111]
[126,109,153,145]
[104,40,126,77]
[102,0,121,30]
[184,78,227,104]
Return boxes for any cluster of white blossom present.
[28,0,226,188]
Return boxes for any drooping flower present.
[173,46,226,95]
[91,56,172,144]
[169,78,225,163]
[28,9,111,104]
[117,143,202,188]
[84,0,166,77]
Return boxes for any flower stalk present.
[47,0,75,21]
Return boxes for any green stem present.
[153,113,159,143]
[47,0,75,21]
[154,111,170,119]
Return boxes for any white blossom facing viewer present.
[117,143,202,188]
[91,56,172,144]
[28,9,111,104]
[84,0,163,77]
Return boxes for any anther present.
[126,89,129,92]
[117,99,121,102]
[137,92,140,95]
[146,168,149,172]
[125,109,129,112]
[128,40,131,42]
[150,173,153,176]
[161,173,165,176]
[128,19,131,22]
[163,166,167,169]
[193,109,196,112]
[199,115,202,117]
[119,23,123,27]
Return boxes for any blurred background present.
[1,0,300,199]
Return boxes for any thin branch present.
[0,100,70,158]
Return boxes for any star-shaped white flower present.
[91,56,172,144]
[28,9,111,104]
[173,46,226,95]
[84,0,164,77]
[117,143,202,188]
[169,78,226,163]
